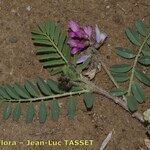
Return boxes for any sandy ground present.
[0,0,150,149]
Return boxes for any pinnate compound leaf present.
[138,56,150,65]
[110,88,127,97]
[51,99,60,121]
[135,69,150,86]
[125,28,141,46]
[13,102,21,121]
[110,64,132,73]
[39,100,47,123]
[131,83,145,103]
[26,102,35,123]
[83,92,93,109]
[135,20,149,36]
[32,21,70,70]
[3,102,12,120]
[127,96,138,112]
[115,47,136,59]
[67,96,76,119]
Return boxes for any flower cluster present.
[67,20,107,63]
[67,21,93,55]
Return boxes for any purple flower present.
[71,47,80,55]
[95,25,107,43]
[76,54,91,64]
[68,21,80,32]
[68,21,93,55]
[83,26,93,38]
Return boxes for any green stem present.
[5,90,89,103]
[94,50,127,100]
[127,33,150,96]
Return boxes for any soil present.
[0,0,150,150]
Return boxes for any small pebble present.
[26,6,32,11]
[106,5,110,9]
[9,36,18,43]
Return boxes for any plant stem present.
[5,90,89,103]
[94,49,127,101]
[80,76,144,123]
[127,33,150,96]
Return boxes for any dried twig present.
[100,131,113,150]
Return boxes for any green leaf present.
[42,59,65,67]
[77,58,91,71]
[70,86,83,92]
[33,39,51,46]
[125,28,140,46]
[51,99,60,121]
[3,102,12,120]
[131,83,145,103]
[54,27,61,45]
[38,53,61,60]
[32,34,47,40]
[13,102,21,121]
[24,80,40,98]
[32,21,69,70]
[37,77,51,95]
[0,86,10,99]
[39,100,47,123]
[110,88,127,96]
[63,66,78,80]
[47,79,62,94]
[83,92,93,109]
[50,66,63,75]
[147,40,150,46]
[142,48,150,56]
[110,64,132,73]
[115,47,136,59]
[13,83,30,99]
[127,96,138,112]
[5,85,20,99]
[111,73,129,82]
[26,102,35,123]
[36,47,56,54]
[138,56,150,65]
[62,41,70,61]
[135,69,150,86]
[135,20,148,36]
[67,96,76,119]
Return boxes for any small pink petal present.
[83,26,93,37]
[67,39,79,47]
[68,31,77,38]
[71,47,80,55]
[95,25,107,43]
[76,54,91,64]
[68,21,80,32]
[68,39,86,49]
